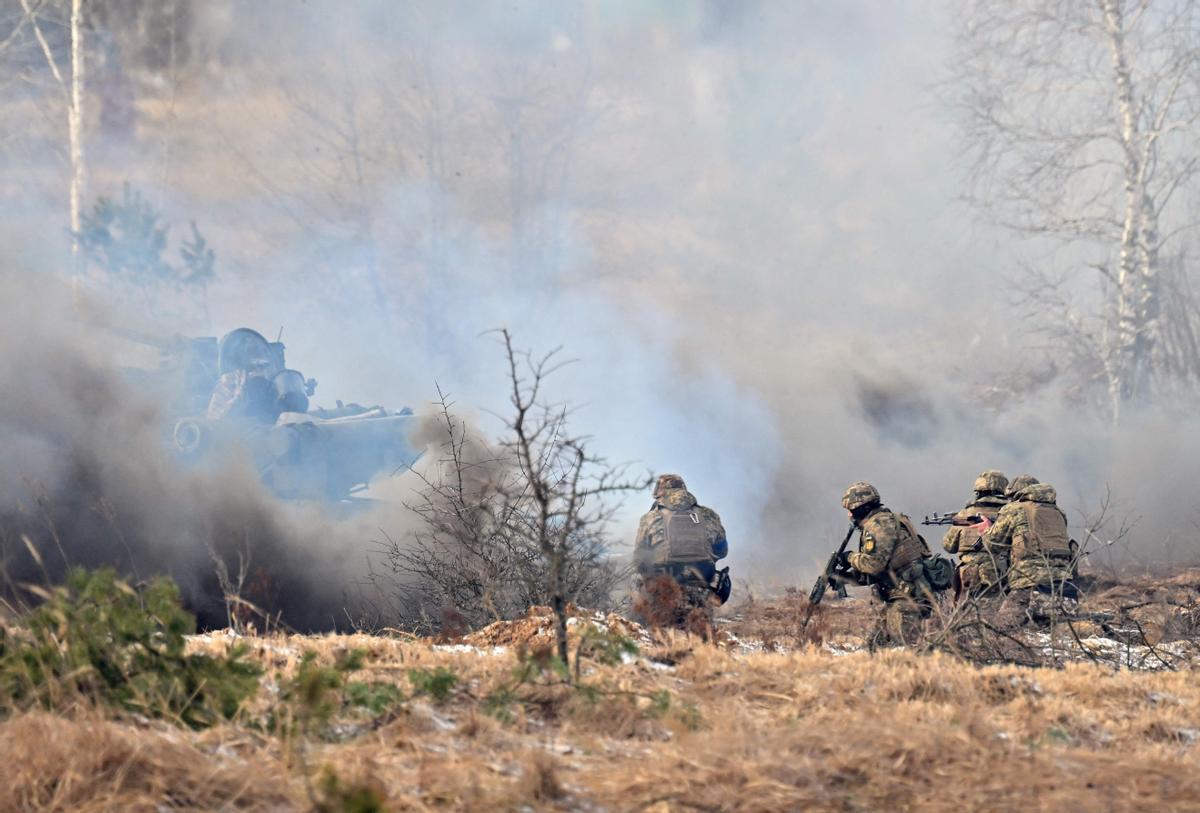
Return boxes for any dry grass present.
[0,711,296,812]
[718,587,876,652]
[4,608,1200,812]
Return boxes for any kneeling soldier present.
[941,470,1010,601]
[840,482,933,647]
[983,477,1078,628]
[634,474,730,630]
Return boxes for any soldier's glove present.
[836,551,853,571]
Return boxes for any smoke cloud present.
[0,0,1196,626]
[0,273,436,629]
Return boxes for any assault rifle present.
[801,524,856,629]
[922,512,987,527]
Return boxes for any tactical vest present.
[648,507,713,566]
[890,514,928,572]
[875,513,935,602]
[1013,502,1072,563]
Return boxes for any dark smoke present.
[854,374,942,450]
[0,273,398,630]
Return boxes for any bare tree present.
[67,0,83,276]
[950,0,1200,418]
[374,388,549,632]
[495,329,650,665]
[377,332,649,665]
[10,0,86,275]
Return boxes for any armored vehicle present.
[120,326,422,500]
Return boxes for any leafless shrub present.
[1073,484,1142,579]
[373,331,649,662]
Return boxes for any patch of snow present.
[642,659,676,672]
[432,643,509,656]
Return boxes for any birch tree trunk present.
[19,0,85,279]
[950,0,1200,420]
[69,0,86,280]
[1101,0,1163,418]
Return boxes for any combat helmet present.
[1005,474,1039,498]
[973,469,1008,495]
[653,473,687,498]
[841,481,881,511]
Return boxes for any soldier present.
[941,470,1010,600]
[981,477,1078,628]
[838,482,933,646]
[206,358,278,423]
[1003,474,1040,500]
[633,474,729,630]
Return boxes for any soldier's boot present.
[962,582,1004,616]
[1027,587,1079,626]
[681,583,716,639]
[995,588,1035,630]
[956,564,978,604]
[867,610,890,652]
[884,599,925,647]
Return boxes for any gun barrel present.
[922,512,988,527]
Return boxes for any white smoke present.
[0,0,1194,620]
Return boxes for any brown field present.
[4,586,1200,813]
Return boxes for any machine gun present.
[801,524,856,629]
[922,512,988,527]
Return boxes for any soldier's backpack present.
[646,506,714,567]
[895,513,952,592]
[922,555,954,592]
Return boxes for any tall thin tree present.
[950,0,1200,418]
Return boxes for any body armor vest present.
[651,507,712,565]
[891,514,929,571]
[1013,502,1072,562]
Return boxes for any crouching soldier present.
[633,474,730,631]
[982,477,1078,628]
[840,482,933,647]
[941,470,1010,602]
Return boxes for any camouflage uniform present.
[634,474,728,630]
[841,482,932,647]
[941,471,1009,596]
[206,367,277,423]
[984,482,1077,628]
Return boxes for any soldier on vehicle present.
[941,470,1010,600]
[838,482,933,646]
[633,474,730,630]
[981,476,1078,628]
[206,358,278,423]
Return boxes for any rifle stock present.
[802,524,856,629]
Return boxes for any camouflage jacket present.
[941,494,1008,556]
[634,489,727,574]
[983,484,1073,590]
[207,370,276,423]
[847,506,929,594]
